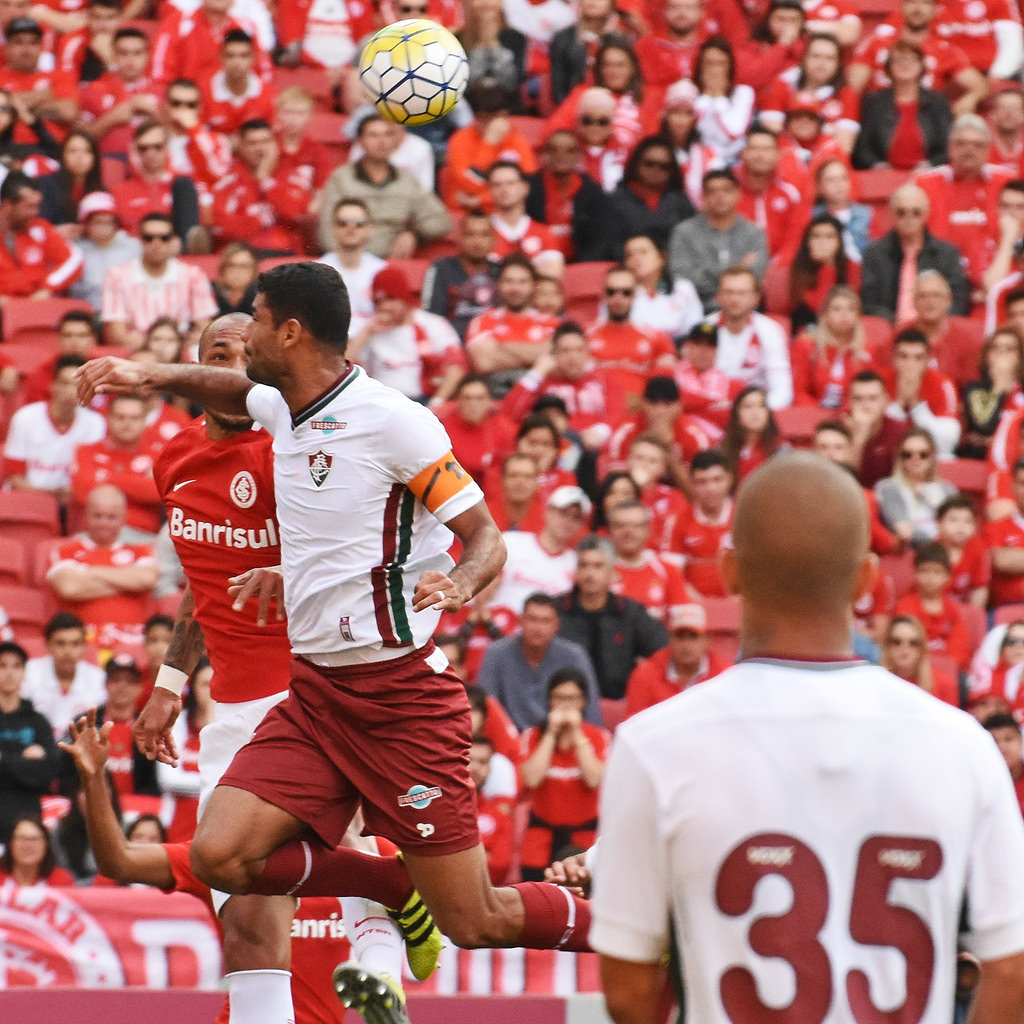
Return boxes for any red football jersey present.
[153,421,292,704]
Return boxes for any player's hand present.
[133,686,183,765]
[544,851,591,898]
[59,708,114,779]
[76,356,154,404]
[413,569,466,614]
[229,565,286,627]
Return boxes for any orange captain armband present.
[407,451,475,514]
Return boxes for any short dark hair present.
[356,113,387,137]
[546,666,587,696]
[0,171,40,204]
[44,611,86,640]
[515,413,560,445]
[140,211,174,232]
[239,118,272,136]
[0,641,28,665]
[60,309,97,333]
[55,353,88,375]
[498,251,537,280]
[223,27,253,46]
[454,373,492,398]
[464,683,488,715]
[333,196,370,218]
[894,326,930,349]
[815,418,852,441]
[167,78,200,96]
[1005,285,1024,309]
[690,449,729,473]
[936,494,975,520]
[850,369,886,388]
[133,119,164,142]
[89,0,121,10]
[913,541,950,571]
[982,712,1020,733]
[1013,455,1024,477]
[488,160,529,183]
[114,26,148,45]
[144,613,175,634]
[552,320,586,345]
[523,592,559,614]
[702,168,738,190]
[255,262,351,353]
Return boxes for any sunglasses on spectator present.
[894,207,925,216]
[142,232,174,242]
[336,219,368,228]
[605,287,634,297]
[397,4,428,11]
[580,115,610,126]
[168,98,200,109]
[137,142,165,152]
[1004,636,1024,648]
[887,636,922,647]
[899,448,932,460]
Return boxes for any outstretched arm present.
[59,710,175,888]
[77,357,253,417]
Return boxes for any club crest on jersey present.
[309,450,333,487]
[230,471,257,509]
[398,784,442,809]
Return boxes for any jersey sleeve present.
[394,405,485,523]
[163,842,217,917]
[245,383,288,436]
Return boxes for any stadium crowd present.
[3,0,1024,913]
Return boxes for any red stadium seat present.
[2,298,93,345]
[0,536,28,584]
[760,262,790,316]
[2,342,61,377]
[390,258,431,295]
[0,582,53,641]
[0,492,61,551]
[880,550,915,600]
[598,697,628,734]
[32,536,65,587]
[775,405,832,447]
[940,458,988,499]
[563,261,614,324]
[179,254,219,280]
[271,65,334,109]
[862,315,894,361]
[307,110,349,146]
[994,603,1024,626]
[100,156,127,189]
[961,603,987,657]
[509,116,546,153]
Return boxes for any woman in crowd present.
[786,215,861,331]
[0,816,75,886]
[852,40,952,171]
[959,327,1024,459]
[458,0,528,99]
[608,135,694,255]
[692,36,755,166]
[874,427,958,545]
[720,386,785,483]
[140,317,186,365]
[212,242,260,316]
[811,159,873,259]
[622,232,702,343]
[790,285,875,407]
[37,130,106,236]
[0,87,61,173]
[881,614,960,706]
[659,80,719,210]
[968,620,1024,719]
[590,470,642,534]
[518,669,609,882]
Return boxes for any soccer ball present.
[358,19,469,126]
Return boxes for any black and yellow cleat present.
[332,962,410,1024]
[387,889,443,981]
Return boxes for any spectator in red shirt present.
[786,214,861,331]
[0,816,75,887]
[160,78,233,200]
[936,493,990,607]
[211,118,310,255]
[982,712,1024,817]
[486,452,546,533]
[671,447,734,595]
[93,653,159,797]
[70,395,164,538]
[78,27,160,160]
[486,160,564,279]
[915,114,1014,298]
[47,483,159,652]
[901,268,982,386]
[633,0,712,98]
[981,182,1024,318]
[440,374,516,485]
[985,456,1024,607]
[720,384,785,483]
[0,17,78,136]
[201,28,275,138]
[0,170,83,305]
[846,369,908,487]
[469,735,514,884]
[273,86,331,206]
[55,0,121,85]
[988,87,1024,171]
[625,433,689,552]
[624,602,729,717]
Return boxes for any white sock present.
[340,897,405,980]
[227,969,294,1024]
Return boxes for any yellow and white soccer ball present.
[358,19,469,126]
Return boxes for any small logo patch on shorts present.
[398,784,443,809]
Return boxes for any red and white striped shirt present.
[100,258,218,335]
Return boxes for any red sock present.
[247,840,413,908]
[511,881,592,952]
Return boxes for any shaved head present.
[729,453,870,621]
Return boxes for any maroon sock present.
[247,840,413,907]
[511,881,592,952]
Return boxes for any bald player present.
[591,452,1024,1024]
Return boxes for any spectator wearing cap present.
[317,114,452,259]
[735,124,810,264]
[210,118,310,255]
[852,40,952,173]
[0,17,78,136]
[673,321,742,437]
[848,0,986,113]
[659,80,723,211]
[348,264,467,405]
[585,266,677,401]
[555,535,668,701]
[0,639,60,844]
[0,171,82,305]
[777,93,848,200]
[605,376,713,485]
[860,183,969,322]
[668,168,768,313]
[69,191,140,311]
[88,653,158,797]
[48,483,159,654]
[444,79,538,214]
[624,602,730,717]
[423,211,500,342]
[502,320,629,454]
[525,129,615,262]
[476,591,601,733]
[573,87,627,192]
[490,485,590,614]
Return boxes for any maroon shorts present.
[218,643,480,855]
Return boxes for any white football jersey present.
[246,367,484,657]
[591,658,1024,1024]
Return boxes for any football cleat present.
[332,962,410,1024]
[387,889,443,981]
